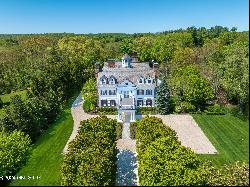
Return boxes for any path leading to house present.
[63,93,117,153]
[116,122,139,186]
[151,114,218,154]
[64,94,216,185]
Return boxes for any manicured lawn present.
[9,97,74,186]
[192,114,249,168]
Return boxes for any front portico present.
[117,109,136,123]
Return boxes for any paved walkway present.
[116,122,139,186]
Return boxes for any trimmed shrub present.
[61,116,118,186]
[136,107,158,115]
[82,98,95,113]
[116,122,123,140]
[97,107,117,115]
[204,103,225,115]
[203,161,249,186]
[130,121,137,139]
[175,101,196,113]
[139,137,206,186]
[0,130,31,177]
[136,116,177,154]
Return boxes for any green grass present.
[9,97,75,186]
[192,114,249,168]
[0,90,27,118]
[0,90,27,103]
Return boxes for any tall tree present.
[156,79,171,114]
[221,41,249,113]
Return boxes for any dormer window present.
[139,77,144,84]
[147,77,152,84]
[109,76,116,85]
[100,76,108,84]
[101,79,106,84]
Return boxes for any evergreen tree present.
[156,79,171,114]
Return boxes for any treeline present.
[0,25,248,181]
[0,33,107,181]
[0,26,248,139]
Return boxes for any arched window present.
[109,76,116,84]
[100,76,107,84]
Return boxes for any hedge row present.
[130,121,137,139]
[97,106,118,115]
[135,116,206,186]
[116,122,123,140]
[135,116,177,154]
[136,107,159,115]
[61,116,118,186]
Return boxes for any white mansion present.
[96,54,161,122]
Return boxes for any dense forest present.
[0,26,249,182]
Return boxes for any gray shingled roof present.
[98,61,156,86]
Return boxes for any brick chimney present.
[107,59,116,68]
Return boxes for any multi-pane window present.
[137,89,144,95]
[101,90,107,95]
[110,100,116,106]
[109,90,116,95]
[124,91,129,98]
[146,89,152,95]
[139,78,144,84]
[100,78,106,84]
[101,100,108,106]
[109,77,116,84]
[137,99,143,107]
[146,99,152,106]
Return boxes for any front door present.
[124,91,129,98]
[124,112,131,123]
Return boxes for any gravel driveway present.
[63,93,116,154]
[148,114,218,154]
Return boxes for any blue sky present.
[0,0,248,34]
